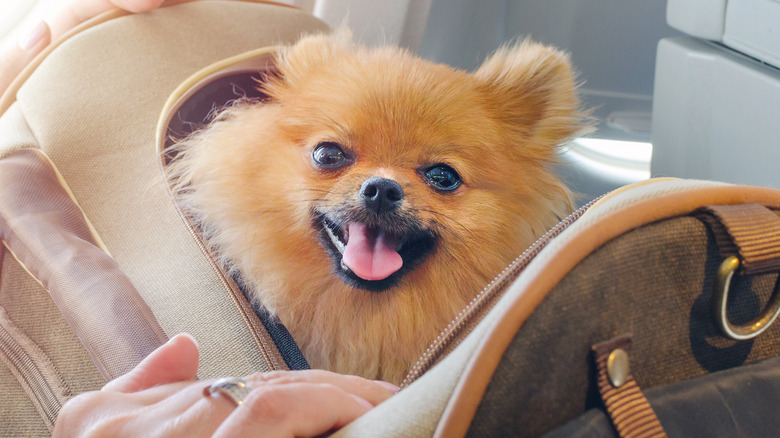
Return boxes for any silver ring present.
[204,377,253,406]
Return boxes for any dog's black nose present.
[360,177,404,214]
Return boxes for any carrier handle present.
[698,204,780,340]
[712,255,780,340]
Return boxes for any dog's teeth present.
[323,219,345,253]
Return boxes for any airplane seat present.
[651,0,780,189]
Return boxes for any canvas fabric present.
[0,1,327,434]
[467,215,780,437]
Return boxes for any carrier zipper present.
[164,184,285,371]
[0,324,62,428]
[400,195,604,387]
[159,140,284,372]
[156,51,291,371]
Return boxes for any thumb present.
[102,333,200,393]
[0,21,52,98]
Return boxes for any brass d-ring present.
[712,256,780,340]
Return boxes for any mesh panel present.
[0,149,168,380]
[0,246,105,395]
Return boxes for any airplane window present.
[566,138,652,182]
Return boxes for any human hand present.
[53,333,398,437]
[0,0,164,96]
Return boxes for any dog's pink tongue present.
[342,222,402,281]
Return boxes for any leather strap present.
[699,204,780,275]
[592,335,666,438]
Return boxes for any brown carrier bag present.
[0,1,327,435]
[331,179,780,437]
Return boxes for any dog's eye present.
[423,164,461,191]
[312,142,350,169]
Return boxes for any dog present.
[168,31,585,384]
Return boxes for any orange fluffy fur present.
[169,31,585,384]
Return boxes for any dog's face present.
[173,32,582,300]
[169,31,583,380]
[295,66,530,292]
[224,32,581,295]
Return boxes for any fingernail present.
[18,21,47,51]
[375,380,400,394]
[171,333,198,348]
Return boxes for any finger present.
[52,380,193,437]
[213,383,374,438]
[128,376,271,437]
[147,381,239,437]
[246,369,399,406]
[103,333,199,393]
[48,0,165,42]
[0,22,51,96]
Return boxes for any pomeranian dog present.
[169,31,584,384]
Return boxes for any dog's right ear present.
[264,29,354,93]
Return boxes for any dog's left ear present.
[474,41,585,150]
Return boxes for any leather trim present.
[434,184,780,438]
